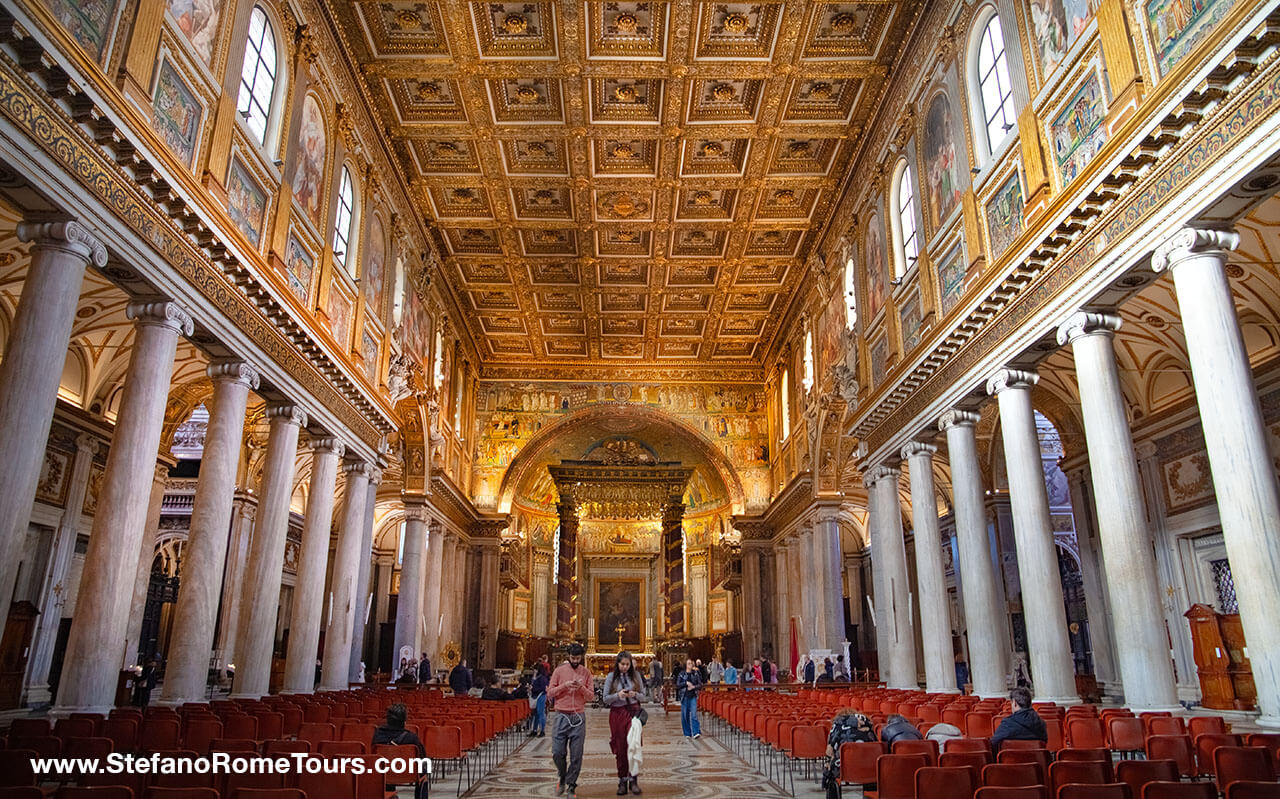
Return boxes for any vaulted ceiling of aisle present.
[328,2,924,378]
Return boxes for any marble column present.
[1153,228,1280,725]
[393,499,428,673]
[160,361,260,705]
[215,494,256,670]
[0,221,105,617]
[422,520,444,661]
[774,541,791,661]
[662,499,686,637]
[741,546,763,659]
[556,493,580,641]
[1064,468,1121,695]
[281,438,344,693]
[441,532,459,648]
[123,463,171,667]
[940,410,1009,697]
[231,403,306,699]
[816,509,847,651]
[320,461,370,690]
[478,542,500,668]
[55,301,193,714]
[26,433,99,703]
[349,469,380,683]
[987,368,1079,704]
[865,465,918,689]
[903,442,959,693]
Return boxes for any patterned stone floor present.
[449,707,826,799]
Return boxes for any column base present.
[1033,694,1083,706]
[976,691,1010,700]
[317,684,347,692]
[50,703,115,718]
[887,682,921,691]
[1256,714,1280,729]
[228,691,265,700]
[277,688,314,696]
[1126,704,1185,713]
[25,684,52,706]
[928,687,962,694]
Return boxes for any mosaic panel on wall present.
[167,0,222,64]
[935,240,966,315]
[44,0,121,63]
[899,289,923,352]
[985,172,1026,260]
[1051,71,1108,186]
[151,59,202,167]
[1145,0,1235,75]
[226,156,267,247]
[284,233,315,304]
[924,92,964,229]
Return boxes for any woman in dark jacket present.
[602,651,646,795]
[880,714,924,747]
[675,657,703,738]
[529,664,549,736]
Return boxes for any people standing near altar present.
[548,643,593,799]
[648,657,664,703]
[675,657,703,739]
[708,657,724,684]
[448,658,472,695]
[418,653,432,683]
[761,657,774,684]
[750,658,764,687]
[823,656,835,681]
[724,660,738,686]
[603,650,646,795]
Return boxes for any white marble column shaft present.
[282,438,344,693]
[816,511,847,650]
[320,462,370,690]
[160,362,260,705]
[987,368,1079,704]
[349,470,380,683]
[741,546,763,659]
[866,465,918,689]
[393,501,428,671]
[230,403,306,698]
[55,301,193,714]
[903,443,959,693]
[215,496,256,670]
[0,222,104,627]
[422,520,444,660]
[123,464,170,667]
[940,410,1008,697]
[1153,228,1280,725]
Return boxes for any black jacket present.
[675,668,703,701]
[417,658,432,682]
[373,724,424,757]
[881,718,924,747]
[991,708,1047,752]
[449,665,472,694]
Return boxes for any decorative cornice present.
[207,360,262,390]
[1055,311,1122,346]
[899,441,937,461]
[1151,226,1240,273]
[267,403,309,428]
[937,409,980,432]
[126,301,195,337]
[986,368,1039,396]
[15,219,107,267]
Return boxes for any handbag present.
[633,705,648,726]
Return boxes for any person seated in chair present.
[880,713,924,747]
[990,687,1046,753]
[373,702,425,756]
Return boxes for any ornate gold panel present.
[428,185,496,219]
[665,263,719,287]
[500,139,570,176]
[470,2,559,60]
[754,187,822,222]
[743,229,805,258]
[692,3,784,61]
[384,78,467,122]
[457,260,514,284]
[595,228,653,257]
[767,138,842,176]
[443,227,504,255]
[411,139,482,175]
[669,228,728,259]
[686,78,765,124]
[355,2,450,58]
[585,2,669,60]
[597,261,650,285]
[519,228,579,256]
[801,4,896,61]
[674,188,738,221]
[659,317,707,338]
[591,138,662,177]
[527,261,581,285]
[601,317,647,337]
[782,77,863,122]
[599,292,648,313]
[660,292,713,313]
[589,78,665,124]
[487,78,565,124]
[511,186,574,220]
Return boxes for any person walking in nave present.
[603,650,646,795]
[648,656,664,703]
[547,643,593,799]
[529,660,549,737]
[417,653,432,683]
[449,658,472,695]
[675,657,703,739]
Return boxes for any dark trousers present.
[608,705,634,778]
[551,711,586,788]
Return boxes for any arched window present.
[433,328,445,389]
[894,162,920,277]
[780,369,791,440]
[975,11,1017,156]
[332,166,357,273]
[237,6,278,145]
[844,255,858,328]
[802,329,815,392]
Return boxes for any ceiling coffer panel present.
[330,0,924,375]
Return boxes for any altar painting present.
[595,578,644,651]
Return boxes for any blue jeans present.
[534,692,547,732]
[680,694,701,736]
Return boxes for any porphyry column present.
[662,498,686,637]
[555,492,580,641]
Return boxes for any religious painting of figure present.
[924,92,963,229]
[361,326,379,384]
[284,234,314,304]
[327,285,351,348]
[400,282,429,359]
[899,289,924,352]
[1027,0,1094,79]
[45,0,120,63]
[985,172,1026,260]
[364,215,386,318]
[292,95,327,228]
[1052,72,1108,186]
[820,287,845,373]
[167,0,222,63]
[151,60,203,167]
[226,157,267,247]
[865,213,888,320]
[869,333,889,387]
[935,242,967,315]
[1145,0,1231,75]
[595,579,643,650]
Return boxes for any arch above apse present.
[495,402,746,516]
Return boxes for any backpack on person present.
[822,713,875,798]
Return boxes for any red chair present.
[1116,759,1178,797]
[1246,734,1280,770]
[998,749,1051,773]
[1048,760,1109,795]
[1002,740,1048,751]
[139,719,180,753]
[297,722,336,748]
[221,768,286,796]
[302,705,330,723]
[1187,717,1227,738]
[948,739,993,754]
[56,788,135,799]
[788,726,829,795]
[180,719,222,755]
[143,790,218,799]
[1059,786,1129,799]
[1146,736,1196,779]
[376,744,429,798]
[263,740,309,756]
[100,718,139,754]
[1056,748,1114,781]
[1109,718,1147,759]
[876,753,931,799]
[893,738,939,765]
[0,789,48,799]
[916,765,979,799]
[317,740,366,756]
[10,735,61,759]
[1141,784,1215,799]
[1148,718,1187,737]
[352,755,388,799]
[9,720,51,738]
[1194,733,1243,779]
[151,752,210,790]
[297,770,355,799]
[1226,784,1280,799]
[942,751,994,771]
[967,713,996,739]
[228,791,305,799]
[222,715,259,742]
[54,718,98,742]
[1214,746,1277,790]
[974,788,1049,799]
[838,741,885,789]
[1065,717,1105,750]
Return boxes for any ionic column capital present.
[266,403,308,428]
[343,460,374,479]
[938,409,980,432]
[1056,311,1122,346]
[310,437,345,458]
[404,503,430,524]
[862,464,900,488]
[207,360,262,390]
[74,432,100,456]
[127,300,195,337]
[986,367,1039,396]
[16,219,108,267]
[427,518,442,535]
[900,441,937,461]
[1151,226,1239,273]
[368,467,383,487]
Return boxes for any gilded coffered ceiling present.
[330,2,924,378]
